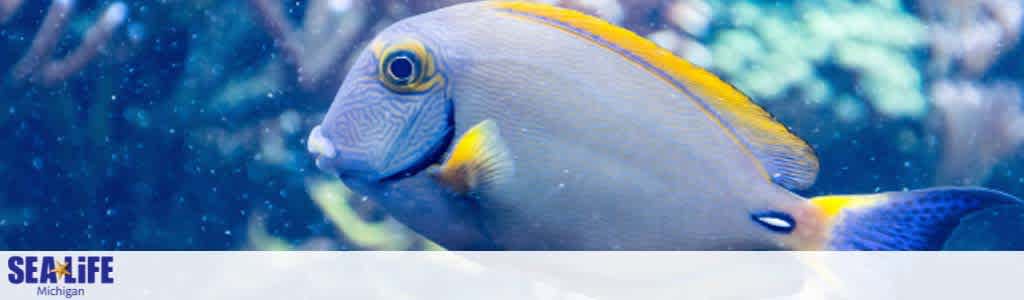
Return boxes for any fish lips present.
[307,113,454,183]
[308,125,339,174]
[306,124,394,180]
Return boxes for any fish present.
[307,1,1023,250]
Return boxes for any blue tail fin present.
[808,187,1022,250]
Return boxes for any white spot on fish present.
[756,216,792,229]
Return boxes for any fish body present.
[309,1,1022,250]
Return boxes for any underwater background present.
[1,0,1023,250]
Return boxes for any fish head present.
[310,25,454,182]
[307,13,497,249]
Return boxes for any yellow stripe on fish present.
[493,1,819,190]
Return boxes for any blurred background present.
[1,0,1023,250]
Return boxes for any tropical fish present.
[307,1,1022,250]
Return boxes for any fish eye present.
[386,55,417,83]
[376,40,444,94]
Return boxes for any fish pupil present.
[388,56,415,82]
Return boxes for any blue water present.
[1,0,1023,250]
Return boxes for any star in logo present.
[50,261,72,280]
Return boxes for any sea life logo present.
[7,256,114,298]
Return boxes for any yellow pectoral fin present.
[434,119,514,194]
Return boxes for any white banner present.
[1,252,1019,300]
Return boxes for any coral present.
[705,0,929,119]
[932,81,1024,185]
[248,0,386,91]
[0,0,22,23]
[923,0,1024,186]
[5,0,126,86]
[920,0,1023,77]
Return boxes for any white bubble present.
[328,0,353,12]
[103,2,127,26]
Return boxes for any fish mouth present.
[310,96,455,182]
[308,125,339,174]
[307,123,455,182]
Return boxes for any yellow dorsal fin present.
[493,1,819,190]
